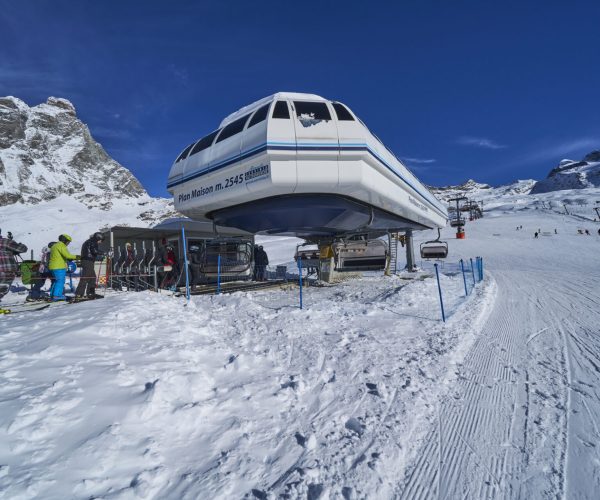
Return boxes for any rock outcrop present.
[530,151,600,194]
[0,96,147,208]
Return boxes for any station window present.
[175,143,195,162]
[248,103,270,128]
[272,101,290,119]
[332,102,354,121]
[216,114,250,143]
[293,101,331,121]
[189,130,219,156]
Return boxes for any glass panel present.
[248,103,270,127]
[293,101,331,121]
[215,114,250,143]
[189,130,219,156]
[175,143,194,162]
[332,102,354,121]
[272,100,290,119]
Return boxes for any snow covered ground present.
[0,195,174,259]
[1,190,600,498]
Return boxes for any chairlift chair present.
[420,229,449,259]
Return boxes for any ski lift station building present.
[167,92,448,240]
[102,219,255,284]
[104,219,253,259]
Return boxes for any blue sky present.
[1,0,599,197]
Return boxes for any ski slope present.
[1,199,599,498]
[402,208,600,499]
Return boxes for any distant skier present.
[585,229,590,236]
[598,228,600,236]
[48,234,79,301]
[74,232,105,300]
[534,232,539,239]
[554,229,558,234]
[0,231,28,307]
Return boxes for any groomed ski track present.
[399,211,600,499]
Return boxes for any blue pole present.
[460,259,468,296]
[434,263,446,322]
[470,258,476,287]
[217,254,221,295]
[298,257,303,309]
[477,257,482,281]
[480,257,484,280]
[181,225,190,301]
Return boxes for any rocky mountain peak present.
[530,150,600,194]
[45,97,76,115]
[0,95,147,208]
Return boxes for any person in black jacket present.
[188,245,204,289]
[256,245,269,281]
[75,232,105,299]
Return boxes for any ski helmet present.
[59,234,72,244]
[94,232,105,241]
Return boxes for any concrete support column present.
[405,229,416,272]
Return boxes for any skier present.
[585,229,590,236]
[0,231,28,309]
[598,228,600,236]
[74,232,105,300]
[28,242,56,300]
[554,229,558,234]
[534,232,539,239]
[48,234,79,301]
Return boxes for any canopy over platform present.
[104,218,252,242]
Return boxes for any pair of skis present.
[1,295,104,315]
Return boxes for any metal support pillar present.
[318,243,336,283]
[405,229,416,272]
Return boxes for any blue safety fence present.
[420,257,485,322]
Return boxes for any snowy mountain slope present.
[429,179,537,203]
[0,96,178,251]
[0,96,147,207]
[0,195,178,258]
[530,151,600,194]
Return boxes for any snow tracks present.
[398,265,600,499]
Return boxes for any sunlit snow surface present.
[1,188,600,498]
